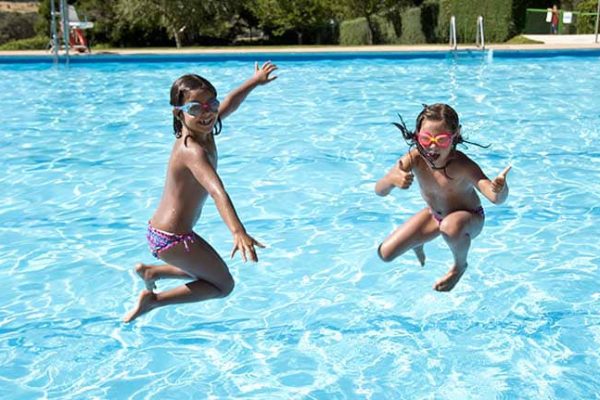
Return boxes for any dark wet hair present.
[170,74,222,140]
[393,103,489,174]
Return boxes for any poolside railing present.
[449,15,457,50]
[48,0,71,64]
[524,8,599,35]
[60,0,70,64]
[594,0,600,43]
[49,0,58,63]
[476,16,485,50]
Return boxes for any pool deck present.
[0,35,598,57]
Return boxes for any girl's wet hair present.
[170,74,222,140]
[393,103,489,175]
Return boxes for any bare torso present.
[151,136,218,233]
[410,149,482,219]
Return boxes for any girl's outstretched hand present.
[231,232,266,262]
[253,61,278,85]
[491,165,511,193]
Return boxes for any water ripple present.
[1,55,599,398]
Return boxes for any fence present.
[524,8,598,35]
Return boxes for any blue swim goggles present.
[175,99,220,116]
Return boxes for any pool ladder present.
[49,0,70,64]
[449,15,486,50]
[449,16,457,50]
[476,16,485,50]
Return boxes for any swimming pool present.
[1,51,599,398]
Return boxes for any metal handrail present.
[49,0,58,63]
[476,15,485,49]
[595,0,599,43]
[49,0,70,64]
[60,0,70,64]
[449,16,457,50]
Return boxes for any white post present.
[595,0,600,43]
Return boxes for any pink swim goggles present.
[417,131,455,148]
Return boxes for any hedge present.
[0,35,49,50]
[437,0,514,43]
[0,11,38,45]
[339,0,524,45]
[373,14,399,44]
[339,8,426,45]
[339,15,399,45]
[576,0,598,34]
[339,17,372,45]
[399,7,426,44]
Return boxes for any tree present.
[253,0,331,44]
[35,0,50,37]
[115,0,241,48]
[75,0,119,46]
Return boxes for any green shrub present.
[436,0,450,43]
[400,7,426,44]
[339,15,400,45]
[340,17,371,45]
[340,0,520,45]
[0,11,39,45]
[576,0,598,34]
[373,14,399,44]
[0,35,49,50]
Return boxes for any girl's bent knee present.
[218,276,235,298]
[377,244,394,263]
[439,220,464,239]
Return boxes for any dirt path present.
[0,1,38,13]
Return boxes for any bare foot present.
[413,245,426,266]
[135,263,157,291]
[433,263,467,292]
[123,290,157,323]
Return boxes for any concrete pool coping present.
[1,37,599,58]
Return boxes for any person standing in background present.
[549,5,560,34]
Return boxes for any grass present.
[0,36,48,51]
[505,35,544,44]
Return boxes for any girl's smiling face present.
[178,88,219,135]
[417,119,457,168]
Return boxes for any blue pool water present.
[1,51,599,399]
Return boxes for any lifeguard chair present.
[49,2,94,55]
[67,5,94,53]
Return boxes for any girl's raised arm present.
[218,61,278,121]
